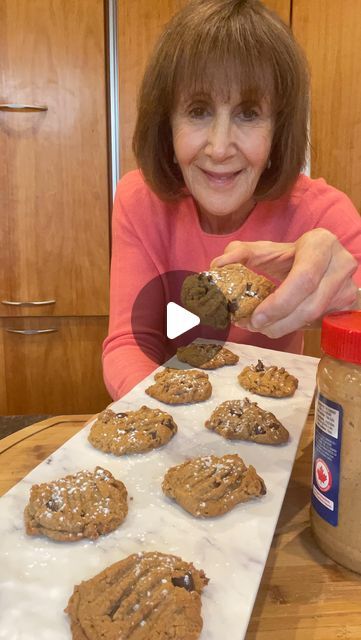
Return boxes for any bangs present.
[167,2,297,119]
[173,35,275,109]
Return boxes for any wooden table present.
[1,413,361,639]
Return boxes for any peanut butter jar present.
[311,311,361,572]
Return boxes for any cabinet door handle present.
[0,103,48,111]
[1,299,56,307]
[5,328,58,335]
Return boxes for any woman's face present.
[171,88,274,221]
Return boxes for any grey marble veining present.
[0,342,319,639]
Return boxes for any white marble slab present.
[0,342,318,639]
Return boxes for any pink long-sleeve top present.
[103,170,361,400]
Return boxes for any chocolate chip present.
[270,422,280,431]
[46,499,60,512]
[253,424,266,435]
[227,299,238,313]
[115,412,128,418]
[171,571,194,592]
[150,431,157,440]
[245,282,258,297]
[164,419,175,431]
[255,359,265,372]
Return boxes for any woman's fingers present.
[210,242,254,268]
[210,230,358,337]
[250,277,357,338]
[250,230,358,335]
[210,240,295,279]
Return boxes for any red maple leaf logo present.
[317,465,327,484]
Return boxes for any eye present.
[188,105,209,119]
[237,107,260,121]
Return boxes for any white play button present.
[166,302,200,339]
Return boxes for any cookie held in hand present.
[145,368,212,404]
[181,263,275,329]
[65,551,209,640]
[205,398,289,445]
[238,359,298,397]
[88,406,177,455]
[176,342,239,369]
[162,454,266,517]
[24,467,128,542]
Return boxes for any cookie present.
[24,467,128,542]
[65,551,209,640]
[162,454,266,517]
[238,359,298,397]
[176,342,239,369]
[205,398,289,445]
[88,406,177,455]
[145,368,212,404]
[181,263,275,329]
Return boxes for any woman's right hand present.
[210,229,358,338]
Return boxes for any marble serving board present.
[0,342,318,640]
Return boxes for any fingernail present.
[251,313,268,330]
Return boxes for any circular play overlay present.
[131,270,230,366]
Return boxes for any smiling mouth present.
[200,168,243,184]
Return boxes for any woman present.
[103,0,361,400]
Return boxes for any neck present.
[196,200,257,234]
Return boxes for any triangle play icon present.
[166,302,200,339]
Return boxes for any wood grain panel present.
[0,0,110,316]
[0,316,111,414]
[118,0,291,175]
[118,0,188,175]
[263,0,290,23]
[293,0,361,211]
[0,417,91,495]
[0,324,6,411]
[293,0,361,358]
[303,329,321,359]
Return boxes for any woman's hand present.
[210,229,358,338]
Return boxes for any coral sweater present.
[103,170,361,400]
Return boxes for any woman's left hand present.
[210,228,358,338]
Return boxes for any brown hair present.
[133,0,309,201]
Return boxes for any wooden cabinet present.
[0,0,111,413]
[0,317,110,414]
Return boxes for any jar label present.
[311,392,343,526]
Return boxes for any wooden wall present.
[294,0,361,212]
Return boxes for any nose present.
[205,113,236,161]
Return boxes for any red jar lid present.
[321,311,361,364]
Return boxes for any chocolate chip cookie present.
[145,368,212,404]
[88,406,177,455]
[65,551,209,640]
[176,342,239,369]
[238,359,299,397]
[24,467,128,542]
[181,264,275,329]
[162,454,266,517]
[205,398,289,444]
